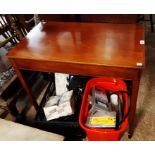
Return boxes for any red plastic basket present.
[79,78,128,141]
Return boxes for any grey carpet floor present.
[122,26,155,140]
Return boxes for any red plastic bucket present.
[79,78,128,141]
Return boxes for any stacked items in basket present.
[86,86,125,129]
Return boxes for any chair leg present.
[7,99,19,117]
[150,14,154,32]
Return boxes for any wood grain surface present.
[7,22,145,69]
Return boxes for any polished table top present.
[7,22,145,69]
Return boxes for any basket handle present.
[110,90,130,130]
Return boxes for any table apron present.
[11,58,142,80]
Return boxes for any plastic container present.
[79,78,128,141]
